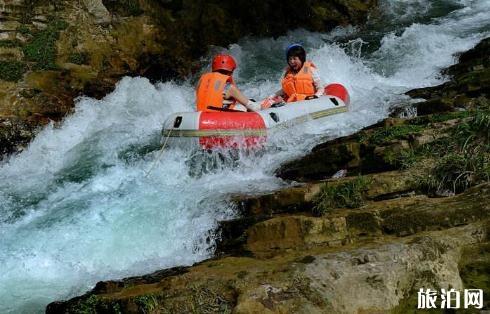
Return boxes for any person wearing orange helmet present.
[195,54,260,112]
[262,44,324,108]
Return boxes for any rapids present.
[1,0,489,312]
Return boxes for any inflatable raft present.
[162,83,350,149]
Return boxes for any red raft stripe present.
[199,136,266,150]
[199,112,266,130]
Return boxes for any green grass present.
[16,25,31,35]
[135,295,158,313]
[410,110,471,125]
[313,176,370,215]
[359,124,425,145]
[68,52,89,65]
[23,19,68,70]
[415,152,489,194]
[412,110,490,195]
[0,60,26,82]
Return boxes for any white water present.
[1,0,489,312]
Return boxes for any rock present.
[0,47,23,61]
[276,136,363,181]
[276,113,467,182]
[458,241,490,310]
[46,223,488,314]
[245,215,348,253]
[82,0,111,25]
[406,37,490,115]
[0,20,20,31]
[221,182,490,255]
[0,116,38,158]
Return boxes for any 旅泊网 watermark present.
[417,288,484,309]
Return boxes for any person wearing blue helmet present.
[262,44,324,108]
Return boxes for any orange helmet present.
[211,54,237,72]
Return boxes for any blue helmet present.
[285,43,306,63]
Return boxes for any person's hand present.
[305,95,319,100]
[261,95,284,109]
[246,100,261,111]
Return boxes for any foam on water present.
[1,0,489,312]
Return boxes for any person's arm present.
[273,89,286,97]
[224,83,260,111]
[311,67,325,97]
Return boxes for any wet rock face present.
[46,222,488,313]
[0,116,37,158]
[0,0,378,158]
[407,37,490,115]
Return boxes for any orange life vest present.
[195,72,237,112]
[281,61,317,103]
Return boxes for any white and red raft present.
[162,83,350,149]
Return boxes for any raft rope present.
[145,128,172,177]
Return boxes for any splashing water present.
[1,0,489,312]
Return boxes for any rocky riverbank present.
[46,37,490,313]
[0,0,376,158]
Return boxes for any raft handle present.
[329,98,339,106]
[174,116,183,128]
[269,112,279,123]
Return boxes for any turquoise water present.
[0,0,489,312]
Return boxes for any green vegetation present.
[0,40,22,48]
[407,109,490,195]
[0,61,26,82]
[64,295,125,314]
[359,124,424,145]
[415,152,489,194]
[135,295,158,313]
[16,25,31,35]
[23,19,68,70]
[410,110,471,125]
[68,52,89,65]
[358,108,490,196]
[72,294,100,314]
[313,176,370,215]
